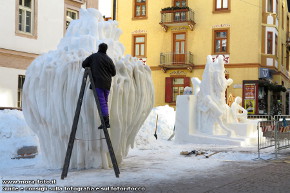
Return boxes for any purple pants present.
[96,88,110,116]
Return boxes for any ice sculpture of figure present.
[231,96,248,123]
[22,8,154,169]
[175,55,257,145]
[196,55,233,136]
[191,77,201,96]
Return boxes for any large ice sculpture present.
[175,55,257,146]
[22,9,154,169]
[195,56,234,136]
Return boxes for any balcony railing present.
[159,52,194,72]
[160,8,195,32]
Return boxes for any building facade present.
[116,0,290,115]
[0,0,99,108]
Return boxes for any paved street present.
[70,153,290,193]
[145,159,290,193]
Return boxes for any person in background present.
[82,43,116,129]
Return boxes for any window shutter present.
[165,77,173,103]
[184,77,190,87]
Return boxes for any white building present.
[0,0,99,108]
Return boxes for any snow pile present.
[135,105,175,149]
[0,110,38,160]
[22,8,154,170]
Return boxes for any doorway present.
[173,33,186,64]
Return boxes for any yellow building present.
[115,0,290,115]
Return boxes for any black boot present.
[98,115,110,129]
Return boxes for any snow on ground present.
[0,110,39,160]
[0,107,276,192]
[135,105,175,150]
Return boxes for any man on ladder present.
[82,43,116,129]
[61,43,119,179]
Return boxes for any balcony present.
[159,7,195,32]
[159,52,194,73]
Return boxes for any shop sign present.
[132,29,147,34]
[244,83,256,114]
[170,71,186,75]
[259,68,272,79]
[171,26,188,31]
[212,24,231,28]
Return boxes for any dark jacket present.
[82,52,116,90]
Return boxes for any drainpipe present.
[113,0,117,20]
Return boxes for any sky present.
[98,0,112,17]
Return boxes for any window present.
[19,0,33,33]
[64,1,81,34]
[282,6,284,29]
[172,78,185,102]
[275,34,278,56]
[133,35,146,57]
[287,51,289,71]
[276,0,278,16]
[165,77,190,103]
[267,0,273,12]
[214,0,229,11]
[174,0,186,7]
[213,30,228,54]
[281,43,284,65]
[66,9,78,29]
[174,0,187,21]
[134,0,146,18]
[17,0,37,36]
[288,16,290,39]
[267,32,273,54]
[18,75,25,108]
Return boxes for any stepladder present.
[61,67,120,179]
